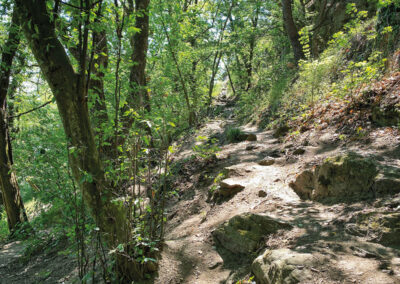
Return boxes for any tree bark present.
[114,0,153,148]
[0,7,28,232]
[281,0,305,65]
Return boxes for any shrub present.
[225,127,245,143]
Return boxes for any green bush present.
[225,127,245,143]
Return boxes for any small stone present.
[302,140,310,146]
[284,143,294,149]
[258,190,267,197]
[258,158,275,166]
[246,133,257,141]
[246,145,257,151]
[293,148,306,155]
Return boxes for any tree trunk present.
[0,7,28,232]
[281,0,305,65]
[116,0,152,147]
[245,2,260,91]
[15,0,132,248]
[0,110,28,231]
[15,0,150,280]
[90,30,109,136]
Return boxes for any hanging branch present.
[9,100,53,119]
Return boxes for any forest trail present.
[0,94,399,284]
[154,96,400,284]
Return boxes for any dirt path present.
[1,97,399,283]
[154,100,400,283]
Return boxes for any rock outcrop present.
[252,248,318,284]
[346,211,400,247]
[212,214,292,257]
[289,152,389,203]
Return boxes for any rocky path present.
[154,101,400,283]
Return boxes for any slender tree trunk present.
[128,0,151,113]
[90,31,109,134]
[161,17,195,126]
[281,0,305,65]
[224,60,236,97]
[207,2,234,105]
[0,8,28,232]
[116,0,152,146]
[245,2,259,91]
[0,110,28,231]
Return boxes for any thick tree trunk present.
[15,0,131,247]
[0,8,28,232]
[282,0,305,65]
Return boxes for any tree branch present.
[10,100,53,119]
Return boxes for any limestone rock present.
[212,213,292,256]
[218,179,245,197]
[246,145,257,151]
[258,158,275,166]
[290,152,379,202]
[373,166,400,196]
[315,153,378,200]
[252,248,317,284]
[346,212,400,247]
[289,170,314,200]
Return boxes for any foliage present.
[225,127,245,143]
[0,211,8,243]
[192,136,220,159]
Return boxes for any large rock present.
[212,213,292,256]
[290,152,379,202]
[252,249,317,284]
[314,153,378,200]
[289,170,314,200]
[373,166,400,196]
[346,212,400,247]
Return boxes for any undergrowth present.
[252,3,400,131]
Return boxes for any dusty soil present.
[0,237,77,284]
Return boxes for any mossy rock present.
[313,152,378,201]
[347,212,400,247]
[212,213,292,257]
[252,248,319,284]
[290,152,381,203]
